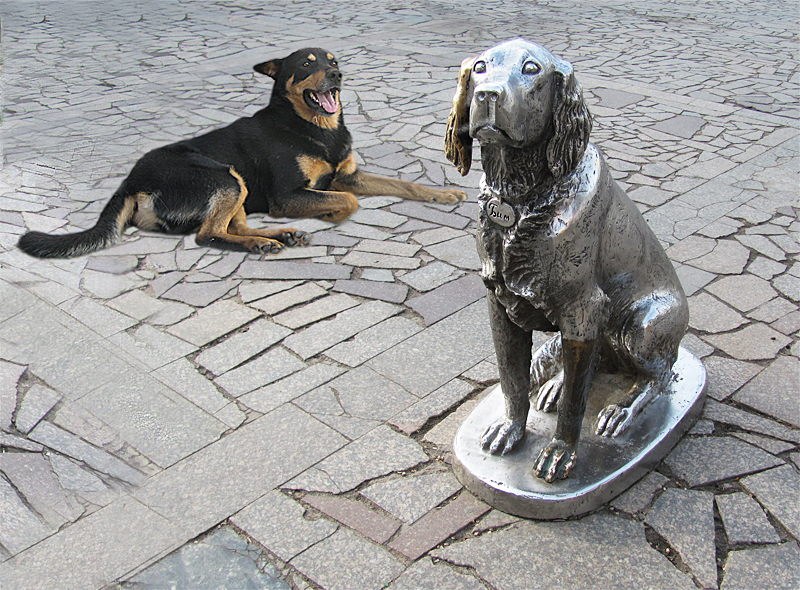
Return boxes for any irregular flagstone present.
[331,278,409,304]
[285,425,428,493]
[159,279,240,307]
[167,299,260,347]
[0,495,187,590]
[387,556,487,590]
[715,492,781,545]
[154,359,231,414]
[340,250,421,270]
[610,471,669,516]
[663,436,784,487]
[214,347,306,397]
[354,238,421,257]
[406,274,486,326]
[703,323,791,361]
[134,404,347,536]
[238,280,302,304]
[706,274,778,312]
[273,293,358,329]
[688,293,747,332]
[390,201,470,229]
[703,399,800,444]
[740,465,800,539]
[645,488,717,589]
[686,240,750,274]
[238,363,346,414]
[231,490,338,562]
[411,226,467,246]
[398,261,464,292]
[733,356,799,427]
[703,356,763,400]
[433,513,696,590]
[361,470,463,524]
[303,493,402,545]
[389,379,474,435]
[423,235,481,271]
[237,260,351,280]
[721,544,800,590]
[107,324,197,370]
[325,316,422,367]
[0,359,26,430]
[0,475,54,556]
[0,431,44,452]
[194,319,292,376]
[247,281,327,315]
[290,527,405,590]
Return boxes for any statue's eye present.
[522,61,541,75]
[473,60,487,74]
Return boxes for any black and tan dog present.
[445,39,688,482]
[18,48,466,258]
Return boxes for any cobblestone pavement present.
[1,1,798,589]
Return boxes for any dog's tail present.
[18,191,136,258]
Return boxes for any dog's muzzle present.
[470,83,523,146]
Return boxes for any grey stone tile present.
[0,474,53,556]
[407,274,486,326]
[285,425,427,493]
[284,300,401,360]
[0,496,187,590]
[688,293,747,332]
[214,347,306,397]
[716,492,781,545]
[59,296,137,337]
[734,432,796,455]
[664,436,784,487]
[302,493,401,545]
[370,300,493,397]
[773,273,800,302]
[390,379,474,435]
[0,453,83,529]
[274,293,358,329]
[195,319,292,376]
[231,490,338,562]
[360,268,395,282]
[125,526,290,590]
[704,399,800,444]
[706,274,778,312]
[238,280,302,304]
[721,544,800,590]
[687,240,750,274]
[703,356,763,401]
[610,471,669,515]
[740,465,800,539]
[0,359,25,430]
[354,238,421,257]
[398,261,464,292]
[28,421,145,485]
[737,234,786,261]
[107,324,197,370]
[290,527,405,590]
[167,299,260,346]
[0,432,43,452]
[134,404,346,536]
[704,323,792,361]
[645,488,717,589]
[433,513,696,590]
[423,235,481,271]
[747,297,797,323]
[239,363,346,414]
[411,226,467,246]
[154,359,231,415]
[160,279,240,307]
[325,316,422,367]
[361,470,462,524]
[390,202,470,229]
[106,289,168,321]
[340,250,421,270]
[15,383,61,433]
[80,269,144,300]
[248,282,327,315]
[332,278,409,303]
[461,359,500,383]
[79,371,227,468]
[733,356,799,427]
[237,260,352,280]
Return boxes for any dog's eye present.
[303,62,310,67]
[522,61,541,75]
[473,60,487,74]
[330,60,337,66]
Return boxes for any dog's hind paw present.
[595,404,632,438]
[431,188,467,204]
[534,438,577,482]
[480,418,525,455]
[279,229,312,247]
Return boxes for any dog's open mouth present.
[304,88,339,116]
[475,124,514,143]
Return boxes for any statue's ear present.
[546,58,592,179]
[444,56,476,176]
[253,59,282,79]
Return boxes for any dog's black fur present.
[18,48,465,258]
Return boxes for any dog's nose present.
[476,89,501,103]
[326,69,342,84]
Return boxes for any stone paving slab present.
[1,1,798,588]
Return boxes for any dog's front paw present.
[432,188,467,204]
[279,229,312,247]
[533,438,577,483]
[480,419,525,455]
[535,372,563,413]
[596,404,632,438]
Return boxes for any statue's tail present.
[18,192,135,258]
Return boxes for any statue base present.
[453,346,706,520]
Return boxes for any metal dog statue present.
[445,39,689,483]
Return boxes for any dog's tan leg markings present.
[297,155,335,188]
[196,168,295,254]
[331,170,466,204]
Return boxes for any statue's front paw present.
[534,372,563,413]
[533,438,577,483]
[596,404,632,438]
[480,419,525,455]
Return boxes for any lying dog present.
[445,39,688,482]
[19,47,465,258]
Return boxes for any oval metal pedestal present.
[453,347,706,520]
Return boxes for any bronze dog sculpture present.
[445,39,688,482]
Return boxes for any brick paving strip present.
[0,1,798,589]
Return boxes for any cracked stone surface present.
[0,1,797,589]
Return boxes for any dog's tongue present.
[316,91,338,114]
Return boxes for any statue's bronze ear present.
[546,59,592,179]
[444,56,476,176]
[254,59,282,79]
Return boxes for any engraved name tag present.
[487,197,515,227]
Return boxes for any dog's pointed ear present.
[254,59,282,79]
[444,56,476,176]
[546,59,592,179]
